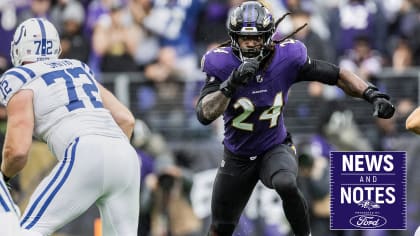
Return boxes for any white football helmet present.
[10,18,61,66]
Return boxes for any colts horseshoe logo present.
[13,25,26,45]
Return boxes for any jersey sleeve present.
[81,61,95,78]
[200,47,237,81]
[278,39,308,84]
[286,39,308,69]
[0,66,36,105]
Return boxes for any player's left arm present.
[337,68,395,119]
[1,90,34,179]
[296,57,395,119]
[406,107,420,134]
[98,83,135,139]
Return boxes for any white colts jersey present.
[0,59,140,236]
[0,59,125,158]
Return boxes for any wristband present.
[219,80,235,98]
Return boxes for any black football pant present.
[208,144,311,236]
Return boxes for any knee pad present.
[271,171,298,196]
[209,223,236,236]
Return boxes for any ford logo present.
[349,215,387,228]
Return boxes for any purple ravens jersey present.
[201,39,307,156]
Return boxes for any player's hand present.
[363,86,395,119]
[220,58,259,97]
[236,58,259,83]
[373,97,395,119]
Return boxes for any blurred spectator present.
[195,0,230,60]
[287,0,331,40]
[329,0,388,60]
[396,0,420,65]
[388,37,417,121]
[86,0,123,75]
[59,1,91,62]
[0,0,18,68]
[290,8,334,61]
[369,116,399,151]
[131,119,158,235]
[316,100,373,151]
[50,0,83,34]
[296,151,331,236]
[137,47,190,135]
[379,0,406,24]
[392,37,413,72]
[131,119,203,236]
[92,1,139,72]
[339,35,383,81]
[379,0,413,59]
[142,0,204,81]
[86,0,118,35]
[145,47,183,83]
[147,168,202,236]
[0,56,9,74]
[17,0,52,24]
[270,0,331,41]
[128,0,160,70]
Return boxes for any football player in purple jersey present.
[195,1,395,236]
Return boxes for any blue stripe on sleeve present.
[0,174,17,215]
[16,66,36,79]
[5,71,27,83]
[0,196,10,212]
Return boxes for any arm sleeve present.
[195,75,222,125]
[196,75,222,104]
[296,57,340,85]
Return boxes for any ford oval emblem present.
[349,215,387,228]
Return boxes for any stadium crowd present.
[1,0,420,235]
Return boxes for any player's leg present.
[259,144,311,236]
[0,171,21,236]
[415,226,420,236]
[95,137,140,236]
[0,172,42,236]
[208,150,259,236]
[20,137,102,235]
[0,212,21,236]
[0,213,40,236]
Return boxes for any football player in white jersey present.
[0,172,42,236]
[0,18,140,236]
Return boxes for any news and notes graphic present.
[330,151,406,230]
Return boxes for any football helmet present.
[227,1,274,59]
[10,18,61,66]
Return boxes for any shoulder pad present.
[0,66,36,105]
[275,39,307,67]
[201,47,239,80]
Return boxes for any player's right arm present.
[98,83,135,139]
[196,52,259,125]
[196,87,230,125]
[406,107,420,134]
[1,90,34,179]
